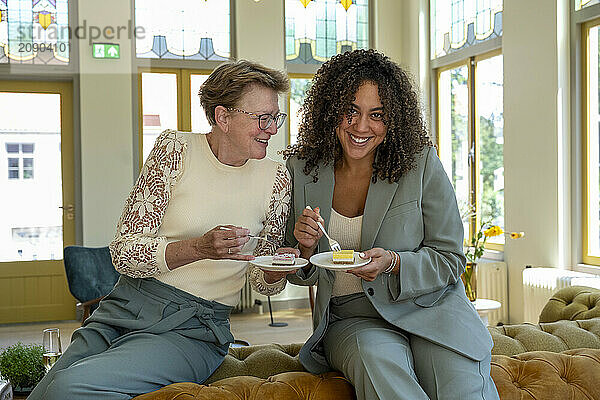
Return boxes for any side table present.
[473,298,501,326]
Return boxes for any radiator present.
[236,278,254,312]
[476,262,508,326]
[522,267,600,323]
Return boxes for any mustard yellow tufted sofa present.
[135,286,600,400]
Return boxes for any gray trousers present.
[28,276,233,400]
[323,293,499,400]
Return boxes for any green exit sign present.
[92,43,120,59]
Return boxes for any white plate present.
[309,251,371,271]
[250,256,308,272]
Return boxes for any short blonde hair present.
[199,60,290,126]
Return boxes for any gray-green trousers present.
[29,275,234,400]
[323,293,499,400]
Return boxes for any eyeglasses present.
[227,107,287,130]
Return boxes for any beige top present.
[329,208,364,297]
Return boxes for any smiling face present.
[335,81,387,163]
[225,84,280,163]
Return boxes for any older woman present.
[29,60,298,400]
[284,50,499,400]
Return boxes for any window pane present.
[285,0,368,64]
[587,25,600,256]
[190,74,211,133]
[576,0,599,10]
[431,0,502,59]
[135,0,230,60]
[0,92,63,261]
[289,77,312,146]
[0,0,70,65]
[438,65,469,239]
[6,143,18,153]
[141,72,178,163]
[476,54,504,244]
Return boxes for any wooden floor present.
[0,308,313,351]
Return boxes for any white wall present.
[503,0,571,323]
[78,0,134,246]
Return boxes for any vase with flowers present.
[462,220,524,301]
[462,222,504,301]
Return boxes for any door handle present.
[59,204,75,220]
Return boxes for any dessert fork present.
[305,206,342,252]
[219,227,279,247]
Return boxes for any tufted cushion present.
[489,319,600,356]
[539,286,600,323]
[205,343,305,384]
[491,348,600,400]
[133,372,356,400]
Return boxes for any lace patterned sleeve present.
[108,130,187,278]
[248,164,292,296]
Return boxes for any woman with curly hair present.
[285,49,499,400]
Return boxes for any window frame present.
[581,16,600,265]
[5,143,36,180]
[434,48,504,251]
[132,0,235,177]
[287,72,314,146]
[136,67,212,170]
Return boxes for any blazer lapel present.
[304,164,335,283]
[304,164,334,231]
[361,179,399,250]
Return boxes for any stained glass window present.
[135,0,230,60]
[0,0,70,65]
[285,0,368,65]
[431,0,502,59]
[576,0,598,10]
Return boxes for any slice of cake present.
[272,253,296,266]
[332,250,354,264]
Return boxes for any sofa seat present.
[134,372,356,400]
[491,348,600,400]
[135,286,600,400]
[136,348,600,400]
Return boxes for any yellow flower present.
[509,231,525,239]
[484,225,503,237]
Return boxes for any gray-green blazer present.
[286,146,493,374]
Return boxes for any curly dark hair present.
[283,49,432,183]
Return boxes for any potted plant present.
[0,342,45,395]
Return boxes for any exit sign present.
[92,43,120,59]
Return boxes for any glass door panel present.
[140,72,178,163]
[0,92,63,262]
[587,25,600,258]
[190,74,211,133]
[0,81,75,323]
[289,77,312,145]
[438,65,470,238]
[476,54,504,244]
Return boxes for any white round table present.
[472,298,501,326]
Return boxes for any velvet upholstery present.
[63,246,120,317]
[134,286,600,400]
[539,285,600,323]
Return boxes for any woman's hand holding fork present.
[293,206,325,260]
